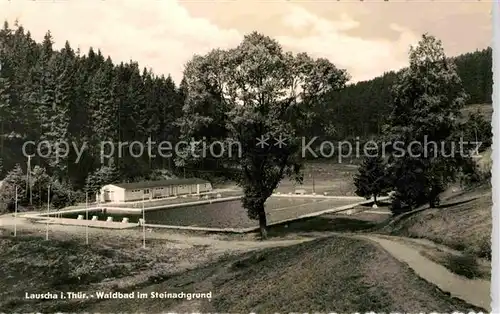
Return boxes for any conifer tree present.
[0,51,15,159]
[84,160,120,195]
[89,58,117,145]
[354,152,391,205]
[0,164,26,204]
[31,165,51,206]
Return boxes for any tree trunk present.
[258,204,268,240]
[0,121,3,158]
[429,197,439,208]
[373,195,377,206]
[428,187,440,208]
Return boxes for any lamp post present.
[26,155,33,205]
[142,193,146,249]
[311,165,316,194]
[46,184,50,240]
[14,185,18,237]
[85,192,89,245]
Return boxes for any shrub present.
[71,190,86,203]
[476,236,491,260]
[445,253,480,279]
[389,192,413,215]
[0,199,15,214]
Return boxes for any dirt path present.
[160,230,491,312]
[165,231,491,312]
[0,214,314,251]
[158,232,316,253]
[355,234,490,311]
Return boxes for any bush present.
[71,190,86,203]
[445,253,480,279]
[476,236,491,260]
[0,199,16,214]
[6,199,15,212]
[49,181,78,209]
[389,193,412,215]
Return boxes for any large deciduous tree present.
[177,32,349,238]
[385,34,470,211]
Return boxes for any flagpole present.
[142,193,145,248]
[27,155,32,206]
[25,157,29,200]
[85,192,89,245]
[14,185,18,237]
[46,184,50,240]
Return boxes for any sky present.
[0,0,492,85]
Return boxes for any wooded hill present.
[0,21,493,191]
[315,47,492,139]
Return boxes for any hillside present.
[381,184,491,258]
[191,237,484,313]
[313,48,492,139]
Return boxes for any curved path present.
[164,231,491,312]
[355,234,490,312]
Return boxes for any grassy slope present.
[381,184,491,259]
[0,227,484,313]
[0,234,142,312]
[374,181,492,280]
[0,228,214,313]
[80,236,483,313]
[208,237,481,313]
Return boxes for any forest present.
[0,21,493,209]
[315,47,492,139]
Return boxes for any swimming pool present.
[53,197,362,228]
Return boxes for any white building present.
[99,178,213,203]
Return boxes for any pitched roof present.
[109,178,210,190]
